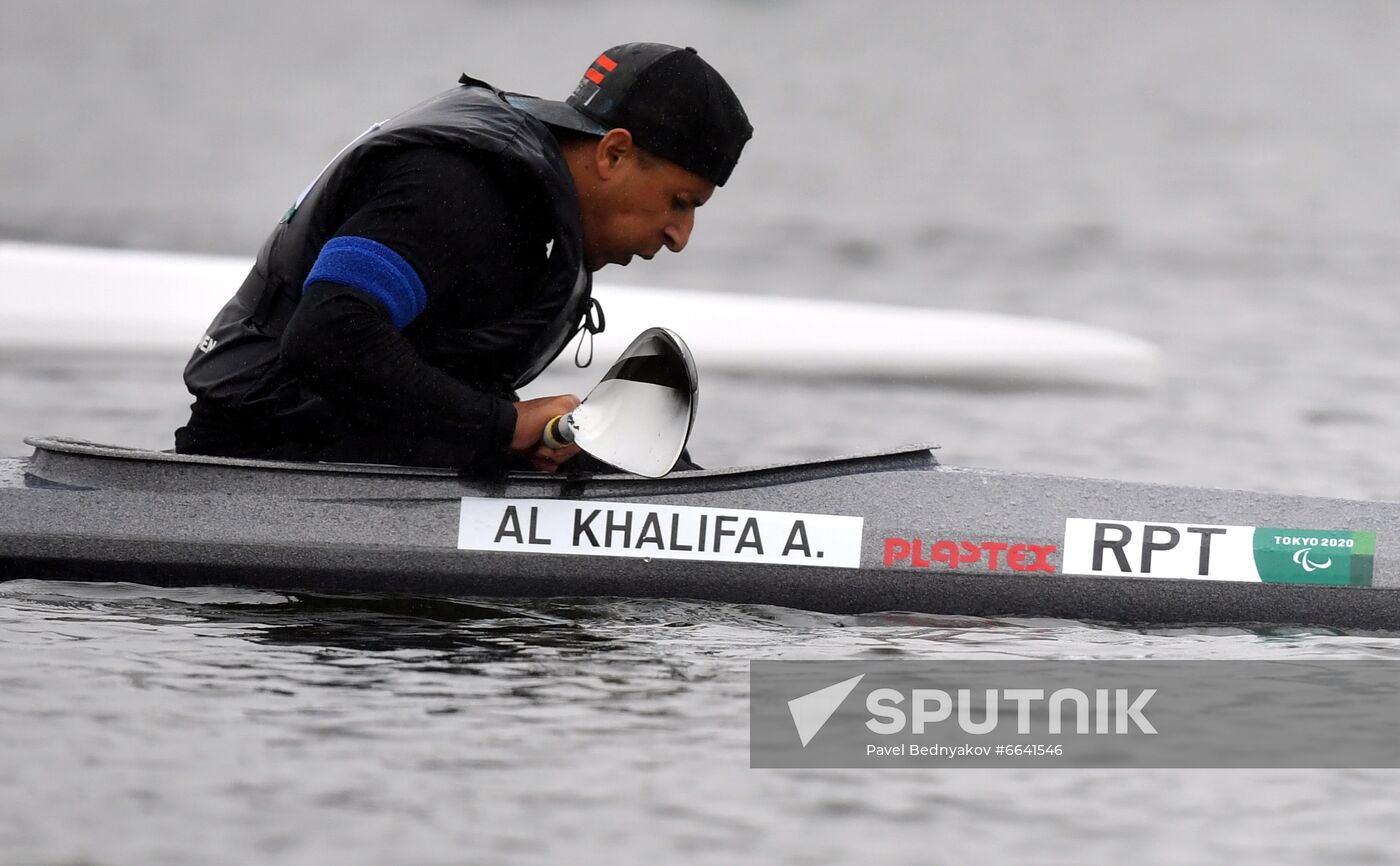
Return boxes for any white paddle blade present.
[568,328,697,477]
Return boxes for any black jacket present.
[176,78,594,470]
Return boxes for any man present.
[175,43,751,475]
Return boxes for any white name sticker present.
[1063,518,1376,586]
[1062,518,1259,581]
[459,499,864,568]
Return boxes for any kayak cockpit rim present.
[20,435,941,496]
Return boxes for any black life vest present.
[182,76,595,427]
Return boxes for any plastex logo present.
[882,537,1057,573]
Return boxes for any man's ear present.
[594,128,636,180]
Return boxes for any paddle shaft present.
[541,414,577,450]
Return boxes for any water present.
[5,583,1399,866]
[5,1,1400,863]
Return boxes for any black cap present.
[506,43,753,186]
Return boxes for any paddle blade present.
[568,327,697,477]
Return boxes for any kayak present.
[0,241,1161,390]
[2,437,1396,629]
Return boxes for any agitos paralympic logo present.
[1292,547,1333,573]
[882,537,1057,573]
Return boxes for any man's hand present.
[510,394,582,472]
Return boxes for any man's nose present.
[664,214,694,253]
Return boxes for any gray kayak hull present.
[3,438,1398,629]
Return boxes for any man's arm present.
[281,284,516,464]
[279,146,579,470]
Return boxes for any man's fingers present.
[537,443,580,460]
[511,393,582,453]
[530,443,580,472]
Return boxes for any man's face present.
[581,146,715,272]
